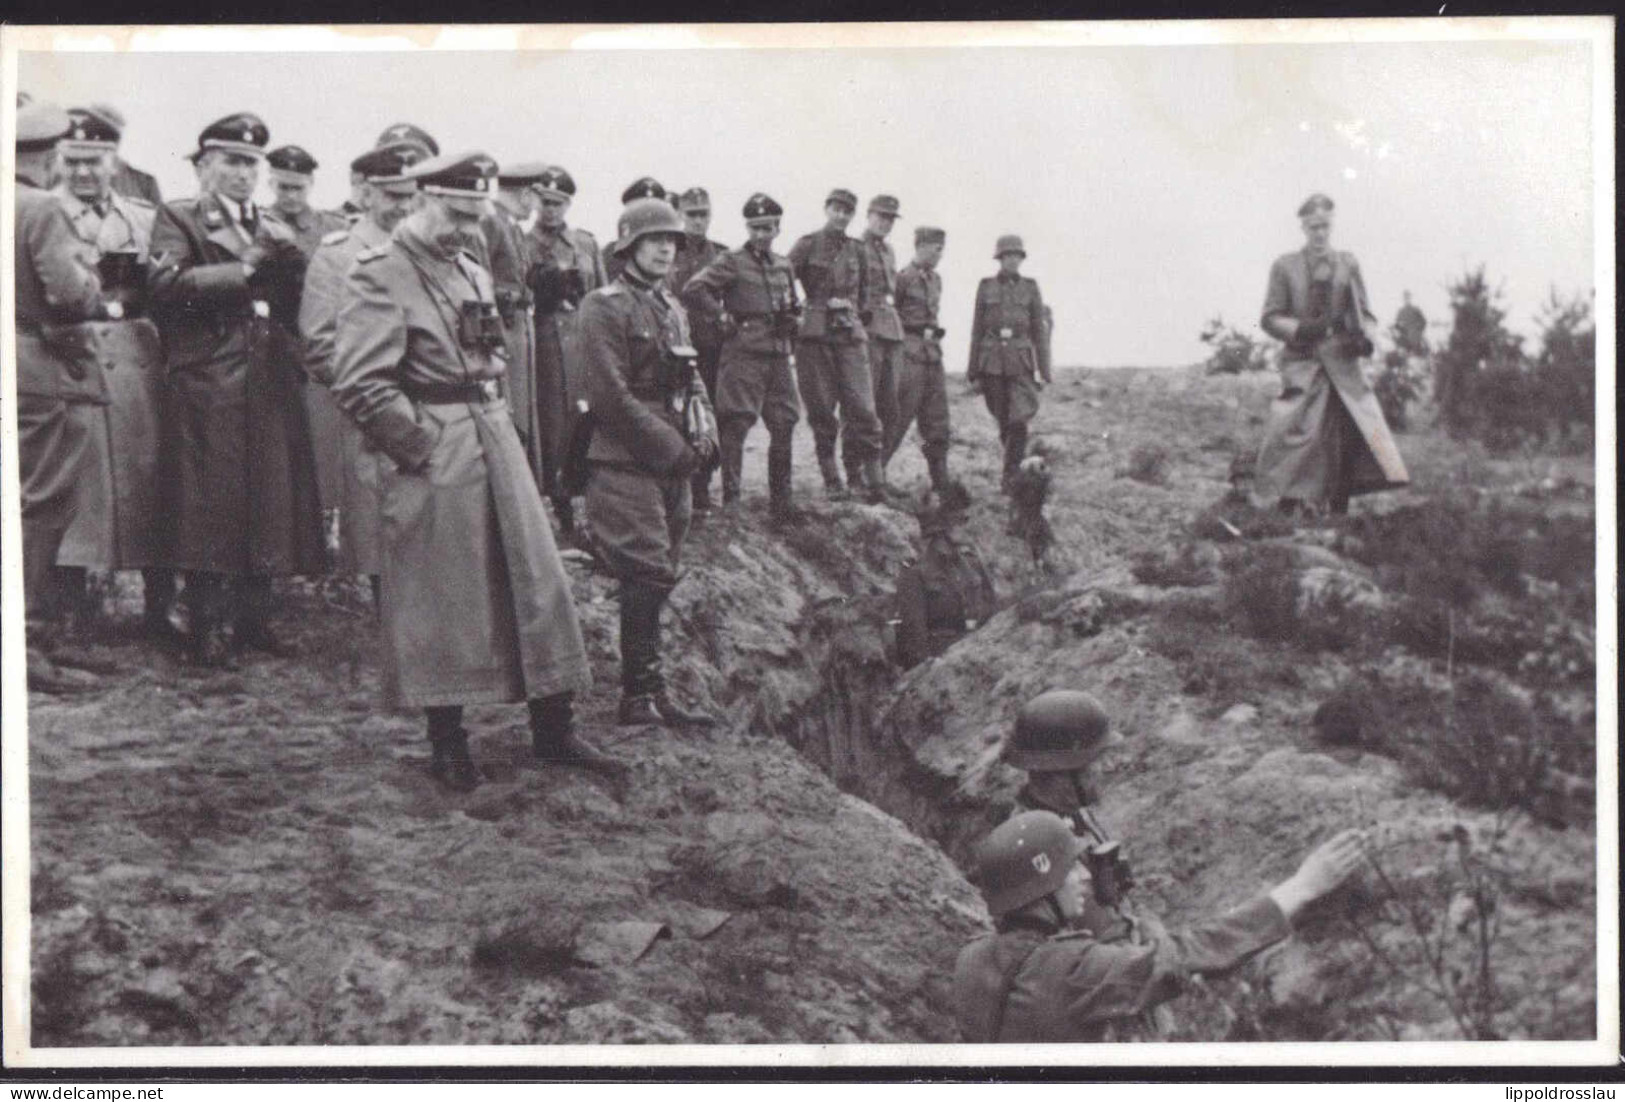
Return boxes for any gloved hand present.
[1350,333,1375,358]
[692,435,718,470]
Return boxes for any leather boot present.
[530,693,630,780]
[142,569,182,643]
[1001,424,1029,492]
[234,575,298,657]
[926,452,951,492]
[818,452,848,501]
[617,581,666,725]
[719,420,746,507]
[767,432,803,529]
[188,574,238,671]
[427,724,481,793]
[861,459,901,505]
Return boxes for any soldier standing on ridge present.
[579,198,720,728]
[968,234,1051,492]
[859,194,906,490]
[48,106,172,643]
[147,112,325,668]
[527,164,608,537]
[330,151,619,793]
[788,187,886,503]
[14,102,114,693]
[888,225,953,491]
[665,187,729,517]
[1394,289,1428,358]
[298,139,428,600]
[684,192,804,527]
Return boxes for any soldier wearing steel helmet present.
[579,197,720,728]
[954,810,1367,1042]
[603,176,668,285]
[969,234,1051,492]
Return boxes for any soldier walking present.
[968,235,1051,491]
[147,113,325,667]
[858,194,906,488]
[48,106,173,640]
[14,103,115,693]
[579,198,720,728]
[887,225,953,490]
[683,192,804,526]
[298,140,427,596]
[666,187,729,516]
[788,188,885,502]
[330,152,618,793]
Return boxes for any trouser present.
[886,338,951,470]
[716,346,801,500]
[795,338,882,473]
[980,372,1041,477]
[870,338,904,466]
[17,394,92,640]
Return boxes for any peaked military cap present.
[267,144,319,180]
[61,107,121,154]
[677,187,711,213]
[1298,192,1335,217]
[825,187,858,211]
[86,102,127,129]
[15,102,72,152]
[743,192,783,224]
[621,176,666,203]
[350,141,428,185]
[376,122,440,158]
[994,233,1026,259]
[497,161,550,187]
[531,165,577,201]
[868,194,901,216]
[406,151,498,208]
[196,112,270,159]
[915,225,946,246]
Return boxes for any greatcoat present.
[528,221,607,502]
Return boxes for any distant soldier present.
[331,152,617,793]
[969,235,1051,492]
[48,106,171,639]
[954,811,1367,1041]
[580,198,720,728]
[665,187,730,516]
[859,194,906,488]
[486,162,548,481]
[147,112,325,668]
[14,103,114,692]
[788,188,885,502]
[527,164,608,536]
[1393,289,1428,358]
[87,103,163,207]
[888,225,953,490]
[298,140,427,593]
[603,176,668,284]
[1255,194,1409,516]
[893,482,993,669]
[683,192,804,526]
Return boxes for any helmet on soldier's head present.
[974,811,1085,918]
[1002,690,1121,772]
[612,197,686,258]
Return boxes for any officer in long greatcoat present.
[49,106,171,637]
[580,198,720,728]
[147,113,325,667]
[888,225,953,489]
[1255,193,1409,515]
[14,103,114,693]
[527,165,608,537]
[969,235,1051,491]
[664,187,729,515]
[330,152,617,794]
[298,140,427,590]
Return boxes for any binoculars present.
[1085,840,1135,907]
[770,309,802,340]
[457,299,507,354]
[97,252,147,314]
[662,344,700,392]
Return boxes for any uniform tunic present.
[14,177,107,622]
[481,207,543,483]
[298,217,390,574]
[53,190,165,571]
[147,193,325,577]
[788,226,881,467]
[579,266,717,589]
[684,244,801,431]
[1255,249,1409,510]
[330,221,591,708]
[110,159,162,207]
[968,271,1051,432]
[528,221,606,503]
[889,259,950,463]
[894,524,994,668]
[953,897,1290,1042]
[859,231,906,457]
[666,233,729,408]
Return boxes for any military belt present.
[904,324,945,339]
[404,380,500,405]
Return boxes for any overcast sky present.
[16,28,1601,369]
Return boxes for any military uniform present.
[683,198,802,512]
[889,236,951,485]
[858,197,905,479]
[110,159,162,206]
[788,204,882,490]
[969,241,1051,483]
[602,176,667,285]
[666,188,729,511]
[894,513,994,669]
[953,897,1290,1042]
[482,175,542,482]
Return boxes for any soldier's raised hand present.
[1267,828,1368,919]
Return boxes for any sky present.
[15,28,1603,369]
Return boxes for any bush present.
[1373,336,1429,432]
[1124,443,1171,486]
[1434,266,1527,442]
[1532,288,1595,449]
[1220,544,1302,642]
[1199,316,1275,375]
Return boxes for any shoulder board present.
[598,283,625,297]
[120,195,155,211]
[1049,929,1096,943]
[320,228,352,247]
[355,242,393,264]
[571,227,598,244]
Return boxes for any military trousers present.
[585,463,692,590]
[886,337,951,463]
[869,338,904,462]
[17,394,93,626]
[794,338,882,468]
[716,345,801,432]
[979,371,1042,433]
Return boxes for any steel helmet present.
[613,197,685,257]
[1001,690,1121,772]
[974,811,1085,918]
